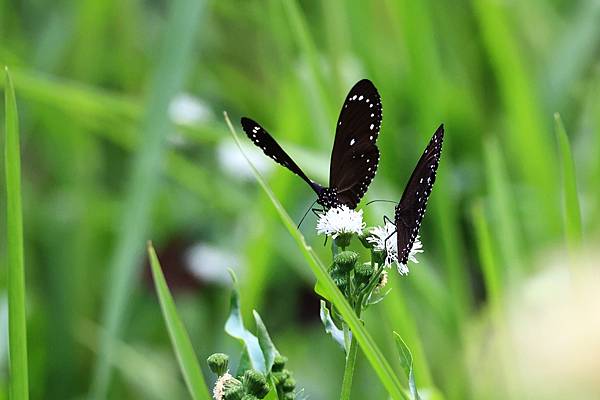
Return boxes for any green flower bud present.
[272,369,289,386]
[272,354,287,372]
[355,261,374,278]
[282,376,296,392]
[224,384,244,400]
[333,251,358,272]
[331,271,348,292]
[207,353,229,376]
[283,393,295,400]
[243,369,270,399]
[334,233,352,248]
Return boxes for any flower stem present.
[340,331,358,400]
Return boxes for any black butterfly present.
[385,125,444,265]
[241,79,382,210]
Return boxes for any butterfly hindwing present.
[329,79,382,208]
[395,125,444,265]
[240,117,321,193]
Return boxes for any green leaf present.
[235,350,252,377]
[225,113,409,400]
[483,137,523,278]
[554,113,583,253]
[253,310,280,373]
[225,272,267,373]
[319,300,346,352]
[147,243,211,400]
[471,201,502,312]
[394,332,421,400]
[91,0,204,396]
[4,67,29,400]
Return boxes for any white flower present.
[169,93,212,125]
[185,243,241,285]
[213,372,234,400]
[316,206,365,238]
[367,221,424,275]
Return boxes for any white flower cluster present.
[316,206,365,239]
[213,371,234,400]
[367,221,423,275]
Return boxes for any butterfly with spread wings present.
[384,125,444,266]
[241,79,382,210]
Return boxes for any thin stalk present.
[340,333,359,400]
[340,299,362,400]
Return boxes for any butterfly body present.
[241,79,382,211]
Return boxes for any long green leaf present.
[147,243,211,400]
[554,113,583,252]
[224,113,409,400]
[90,0,203,396]
[4,67,29,400]
[224,274,266,373]
[472,0,559,239]
[483,137,523,280]
[393,332,421,400]
[471,201,502,311]
[253,310,279,373]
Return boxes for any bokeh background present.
[2,0,600,399]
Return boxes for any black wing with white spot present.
[395,124,444,265]
[329,79,382,209]
[240,117,321,193]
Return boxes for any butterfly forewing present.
[240,117,321,193]
[395,125,444,265]
[329,79,382,208]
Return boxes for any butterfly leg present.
[311,207,324,217]
[383,215,393,225]
[382,225,397,264]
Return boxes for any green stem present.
[340,329,359,400]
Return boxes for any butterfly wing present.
[395,124,444,265]
[329,79,382,209]
[240,117,322,193]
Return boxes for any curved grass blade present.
[147,243,211,400]
[4,67,29,400]
[554,113,583,253]
[224,112,409,400]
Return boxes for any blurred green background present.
[1,0,600,399]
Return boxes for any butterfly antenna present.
[297,199,318,229]
[365,199,397,206]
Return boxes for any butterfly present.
[385,124,444,265]
[241,79,382,210]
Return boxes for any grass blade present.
[147,243,211,400]
[471,201,502,311]
[483,137,523,279]
[554,113,583,251]
[4,67,29,399]
[90,0,203,396]
[224,112,409,400]
[473,0,560,238]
